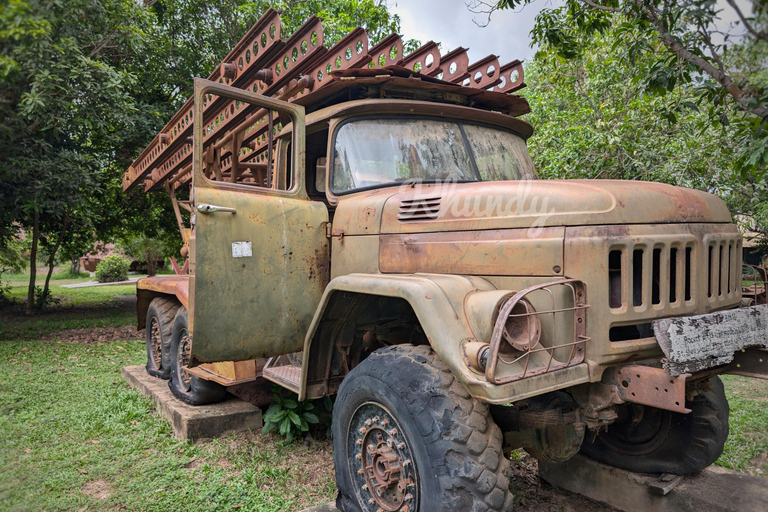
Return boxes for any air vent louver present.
[398,197,442,221]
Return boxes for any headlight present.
[501,298,541,352]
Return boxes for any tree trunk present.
[26,210,39,315]
[42,212,70,304]
[146,249,158,276]
[70,257,81,274]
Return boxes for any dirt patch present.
[748,452,767,478]
[509,451,617,511]
[43,325,143,344]
[82,479,111,500]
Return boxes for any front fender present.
[298,273,590,402]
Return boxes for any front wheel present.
[168,307,227,406]
[580,376,729,475]
[333,345,513,512]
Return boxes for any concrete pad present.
[298,503,338,512]
[63,276,146,288]
[122,365,262,440]
[539,453,768,512]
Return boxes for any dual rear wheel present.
[144,297,225,405]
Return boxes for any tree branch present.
[644,2,768,119]
[579,0,621,13]
[725,0,768,44]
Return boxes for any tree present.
[470,0,768,175]
[520,15,768,243]
[1,0,412,312]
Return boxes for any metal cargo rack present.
[122,8,530,248]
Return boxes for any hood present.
[370,180,732,235]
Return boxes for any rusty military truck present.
[123,11,768,512]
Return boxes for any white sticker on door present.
[232,241,253,258]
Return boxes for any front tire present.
[145,297,180,379]
[333,345,513,512]
[168,307,227,405]
[580,376,729,474]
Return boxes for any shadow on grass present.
[0,285,137,342]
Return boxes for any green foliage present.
[483,0,768,177]
[518,12,768,240]
[119,234,170,276]
[95,255,130,283]
[262,385,321,442]
[33,284,59,310]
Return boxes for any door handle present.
[196,203,237,214]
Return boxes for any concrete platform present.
[122,365,262,440]
[539,453,768,512]
[298,503,338,512]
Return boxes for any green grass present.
[717,375,768,476]
[0,338,336,511]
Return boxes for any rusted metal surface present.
[188,79,330,365]
[186,360,258,386]
[653,304,768,375]
[379,228,565,276]
[742,265,767,305]
[375,179,731,236]
[605,365,691,414]
[136,276,189,308]
[724,347,768,379]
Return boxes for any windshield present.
[331,118,537,194]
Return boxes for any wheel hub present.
[149,318,162,367]
[349,403,418,512]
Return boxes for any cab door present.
[188,78,329,364]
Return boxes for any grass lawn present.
[0,269,765,511]
[0,274,336,512]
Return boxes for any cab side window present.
[306,128,329,199]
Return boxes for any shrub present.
[95,255,130,283]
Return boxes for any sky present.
[387,0,558,65]
[386,0,752,66]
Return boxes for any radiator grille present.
[608,241,695,310]
[608,234,741,311]
[707,237,740,301]
[398,197,442,221]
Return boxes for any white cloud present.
[387,0,557,63]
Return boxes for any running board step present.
[262,363,301,394]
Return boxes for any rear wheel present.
[333,345,513,512]
[580,377,729,474]
[145,297,180,379]
[168,307,227,405]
